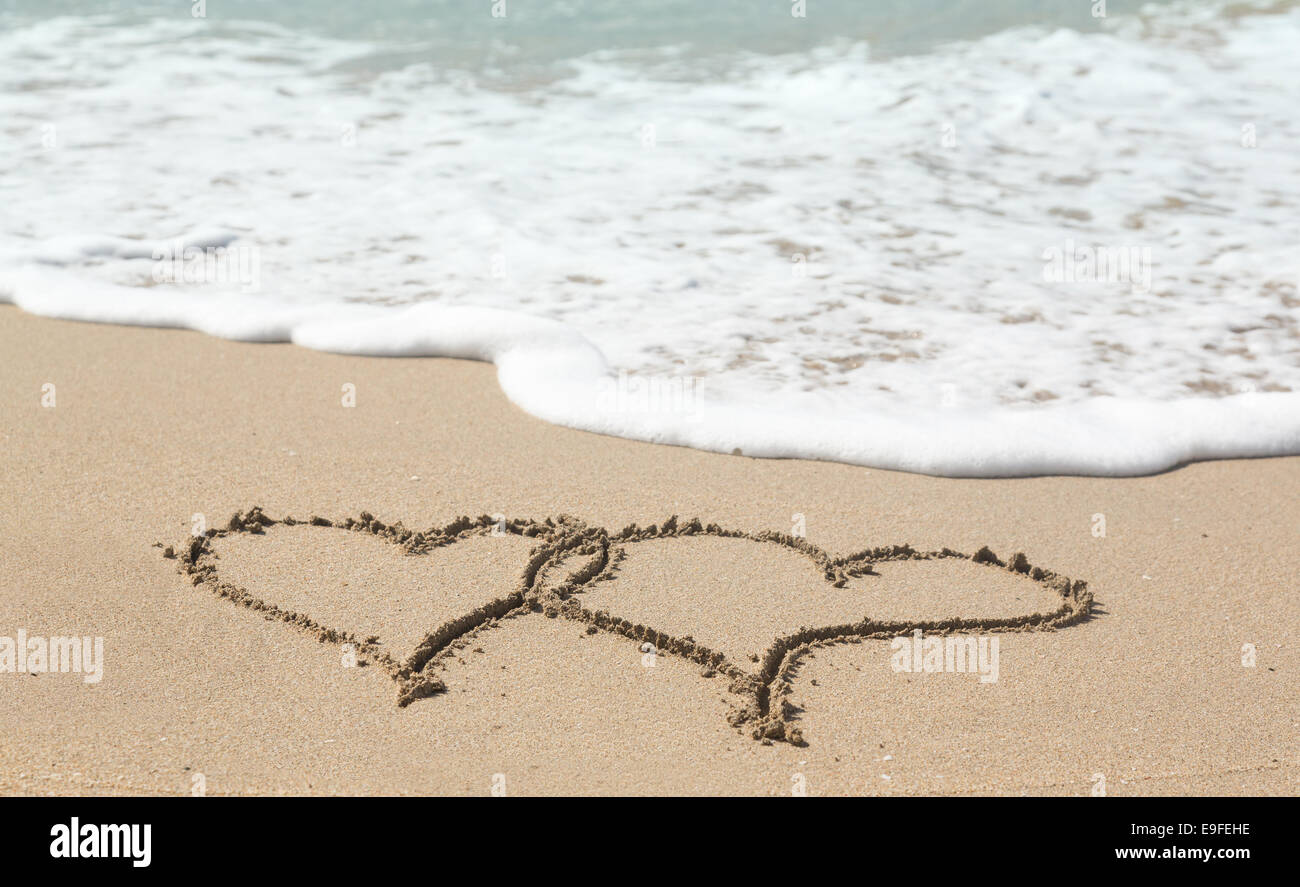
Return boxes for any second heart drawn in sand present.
[164,507,1094,746]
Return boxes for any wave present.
[4,231,1298,476]
[2,1,1298,476]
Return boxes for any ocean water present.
[2,0,1298,475]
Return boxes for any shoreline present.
[4,273,1299,478]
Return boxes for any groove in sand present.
[165,507,1094,746]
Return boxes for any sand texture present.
[0,308,1296,795]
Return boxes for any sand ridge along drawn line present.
[164,507,1094,746]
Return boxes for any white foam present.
[2,2,1298,476]
[26,229,240,266]
[4,243,1298,476]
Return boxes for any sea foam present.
[2,2,1298,476]
[4,238,1298,477]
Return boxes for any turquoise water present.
[1,0,1171,68]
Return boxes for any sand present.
[0,306,1296,795]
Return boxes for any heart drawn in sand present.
[165,507,1093,746]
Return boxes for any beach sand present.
[0,306,1295,795]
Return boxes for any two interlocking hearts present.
[166,507,1093,746]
